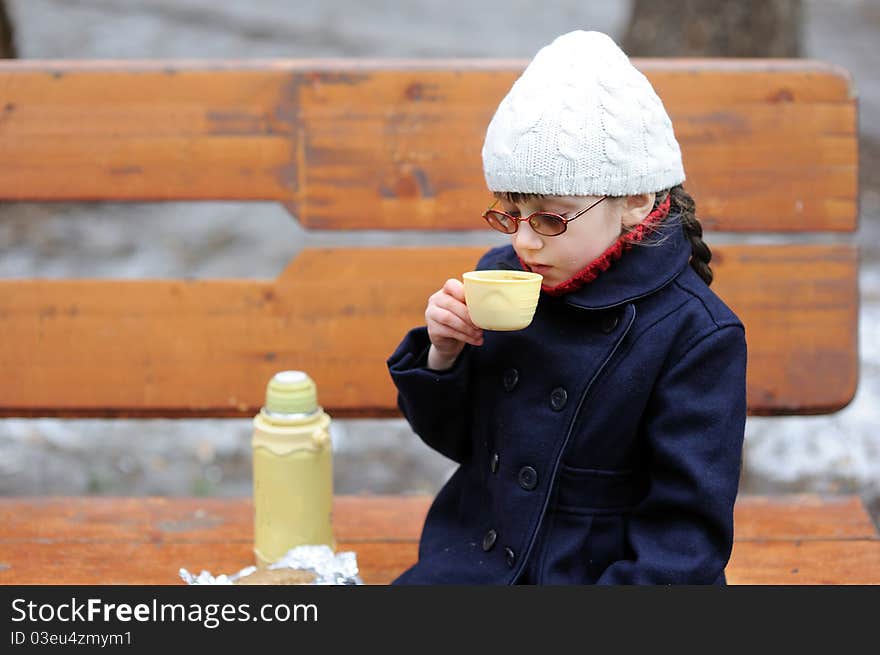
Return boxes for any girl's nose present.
[513,221,544,250]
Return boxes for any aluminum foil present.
[179,544,363,585]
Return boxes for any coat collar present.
[489,211,692,310]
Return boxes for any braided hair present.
[623,185,713,286]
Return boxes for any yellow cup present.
[462,270,543,331]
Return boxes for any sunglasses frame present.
[482,196,608,236]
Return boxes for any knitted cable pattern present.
[482,30,685,197]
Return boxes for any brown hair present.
[493,184,713,286]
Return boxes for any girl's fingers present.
[442,278,467,303]
[432,325,483,347]
[433,306,482,338]
[433,290,482,332]
[427,307,484,345]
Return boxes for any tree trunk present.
[622,0,803,57]
[1,0,16,58]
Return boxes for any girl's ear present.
[620,193,656,228]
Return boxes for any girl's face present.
[497,195,628,288]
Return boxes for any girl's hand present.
[425,278,484,370]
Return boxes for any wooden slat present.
[726,541,880,585]
[0,495,876,585]
[0,496,429,544]
[0,495,875,544]
[0,60,856,231]
[299,75,856,232]
[2,540,878,585]
[0,68,296,201]
[0,542,416,585]
[0,244,857,417]
[732,495,878,540]
[714,244,859,415]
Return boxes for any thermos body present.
[251,371,336,567]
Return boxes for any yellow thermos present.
[251,370,336,567]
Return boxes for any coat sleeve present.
[385,247,506,464]
[596,324,748,585]
[386,326,475,464]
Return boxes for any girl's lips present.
[527,263,552,274]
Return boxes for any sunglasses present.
[482,196,608,236]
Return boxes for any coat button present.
[502,368,519,391]
[490,452,500,474]
[505,547,516,568]
[550,387,568,411]
[601,312,621,334]
[482,529,497,552]
[518,466,538,491]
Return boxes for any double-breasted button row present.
[491,454,539,490]
[482,530,516,567]
[550,387,568,411]
[502,368,519,391]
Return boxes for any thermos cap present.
[264,370,318,415]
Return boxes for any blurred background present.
[0,0,877,526]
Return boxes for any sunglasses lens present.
[485,211,517,234]
[531,213,566,236]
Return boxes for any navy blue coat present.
[386,216,748,584]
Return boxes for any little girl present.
[386,31,747,584]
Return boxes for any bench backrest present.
[0,59,858,418]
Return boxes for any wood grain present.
[0,245,857,417]
[726,541,880,585]
[0,495,876,585]
[0,496,430,543]
[0,542,415,585]
[0,60,856,231]
[1,495,876,544]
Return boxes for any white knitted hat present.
[482,30,685,196]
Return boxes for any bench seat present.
[1,494,877,585]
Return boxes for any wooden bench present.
[1,58,877,584]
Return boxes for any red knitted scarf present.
[518,194,672,297]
